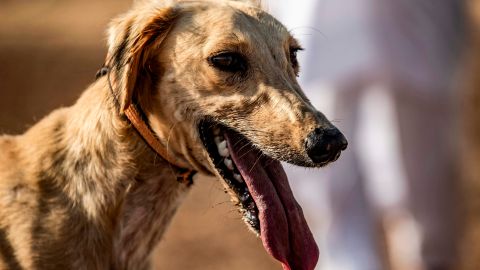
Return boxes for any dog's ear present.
[106,5,180,113]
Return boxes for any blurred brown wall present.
[0,1,278,269]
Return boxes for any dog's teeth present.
[214,136,222,145]
[245,211,256,220]
[217,140,227,149]
[219,148,229,157]
[217,140,229,157]
[233,173,244,182]
[224,158,234,170]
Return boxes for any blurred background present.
[266,0,479,270]
[0,1,478,270]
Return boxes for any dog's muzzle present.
[305,127,348,164]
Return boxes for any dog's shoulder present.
[0,134,38,253]
[0,107,71,214]
[0,135,23,186]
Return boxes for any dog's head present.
[106,1,347,269]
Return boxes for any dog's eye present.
[209,52,247,73]
[289,47,303,70]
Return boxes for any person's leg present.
[324,80,387,270]
[392,86,458,270]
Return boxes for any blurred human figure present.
[265,0,466,269]
[458,2,480,269]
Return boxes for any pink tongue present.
[225,131,319,270]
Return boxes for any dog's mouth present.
[199,120,319,270]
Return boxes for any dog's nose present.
[305,127,348,164]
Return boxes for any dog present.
[0,0,347,269]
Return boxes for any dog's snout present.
[305,128,348,164]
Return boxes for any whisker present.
[248,154,263,173]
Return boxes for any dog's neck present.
[21,78,191,269]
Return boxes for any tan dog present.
[0,1,347,269]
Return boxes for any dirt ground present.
[0,1,278,269]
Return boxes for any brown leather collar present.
[97,66,195,186]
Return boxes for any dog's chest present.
[113,174,190,269]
